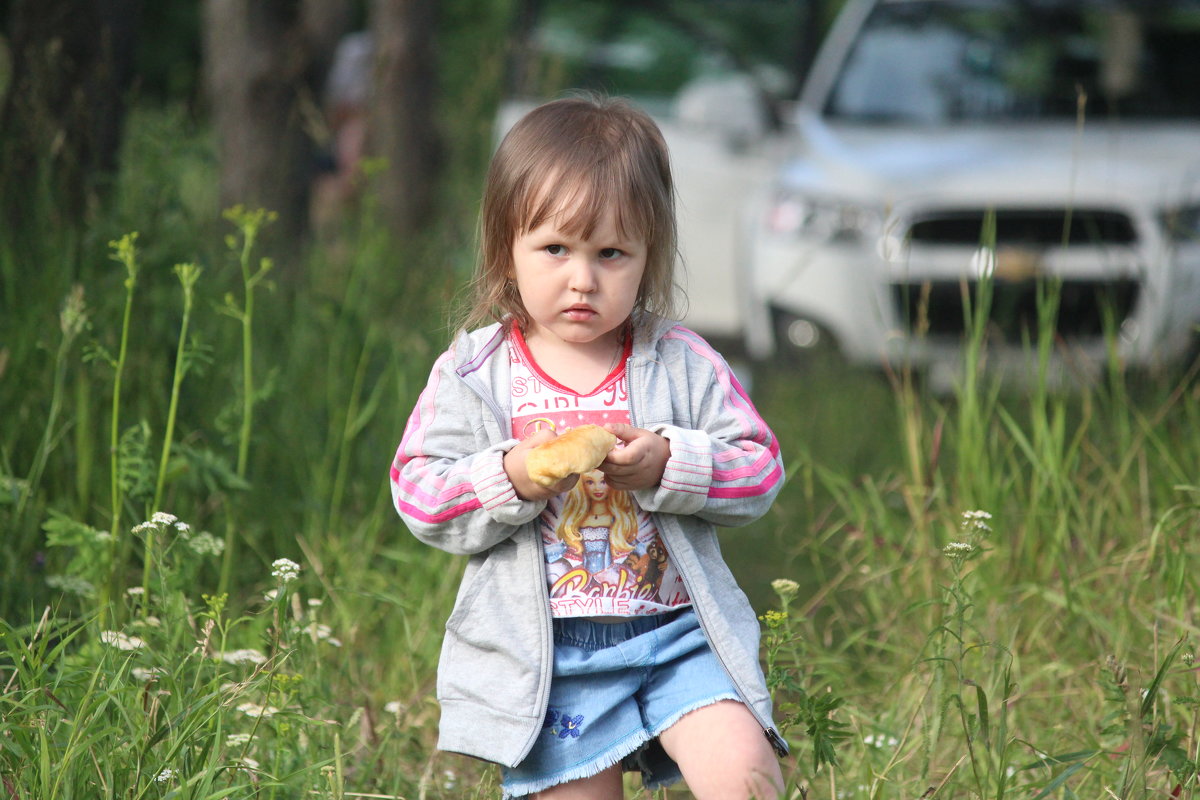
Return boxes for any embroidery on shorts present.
[543,708,584,739]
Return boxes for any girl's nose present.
[568,259,598,294]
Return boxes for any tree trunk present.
[202,0,326,254]
[368,0,441,237]
[0,0,139,232]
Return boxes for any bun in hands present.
[525,424,618,488]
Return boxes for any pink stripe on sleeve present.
[708,463,783,499]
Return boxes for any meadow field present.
[3,97,1200,800]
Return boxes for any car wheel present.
[771,309,840,369]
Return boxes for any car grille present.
[893,207,1141,341]
[906,208,1137,246]
[892,279,1140,341]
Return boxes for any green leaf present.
[974,682,990,749]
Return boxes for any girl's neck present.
[520,323,627,395]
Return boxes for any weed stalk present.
[218,207,275,594]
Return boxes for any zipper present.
[453,344,555,764]
[667,524,790,757]
[514,524,555,762]
[627,356,790,759]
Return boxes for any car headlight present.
[1162,204,1200,243]
[764,191,883,240]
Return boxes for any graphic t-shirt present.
[508,328,691,618]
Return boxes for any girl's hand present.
[505,430,579,501]
[600,424,670,491]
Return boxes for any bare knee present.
[529,764,624,800]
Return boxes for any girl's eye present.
[545,244,566,256]
[599,248,623,260]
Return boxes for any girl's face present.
[511,195,646,357]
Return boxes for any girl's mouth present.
[563,305,597,321]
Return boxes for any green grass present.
[4,94,1200,798]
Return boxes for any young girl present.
[391,96,788,799]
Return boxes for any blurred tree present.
[202,0,354,256]
[501,0,844,121]
[367,0,441,237]
[0,0,139,232]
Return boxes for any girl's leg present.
[657,700,784,800]
[530,764,623,800]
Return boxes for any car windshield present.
[825,1,1200,123]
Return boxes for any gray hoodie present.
[390,314,789,767]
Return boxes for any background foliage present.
[4,1,1200,798]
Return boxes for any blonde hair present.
[557,470,637,555]
[457,95,680,334]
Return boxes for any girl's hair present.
[457,95,680,333]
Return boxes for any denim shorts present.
[501,607,742,798]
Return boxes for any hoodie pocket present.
[437,538,543,707]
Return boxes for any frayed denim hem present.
[647,692,742,742]
[501,728,651,799]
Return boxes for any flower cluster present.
[759,609,789,630]
[188,531,225,557]
[271,558,301,584]
[236,702,280,719]
[943,509,994,563]
[942,541,976,561]
[863,733,900,749]
[218,649,269,666]
[99,630,148,651]
[771,578,801,603]
[132,512,190,535]
[226,733,252,748]
[961,509,993,533]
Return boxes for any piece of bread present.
[525,424,618,488]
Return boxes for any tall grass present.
[5,70,1200,800]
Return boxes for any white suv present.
[740,0,1200,382]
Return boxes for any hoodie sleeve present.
[632,328,784,527]
[390,349,545,555]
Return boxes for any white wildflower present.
[174,521,190,534]
[188,532,225,557]
[307,598,323,608]
[770,578,800,601]
[270,558,301,584]
[99,630,147,651]
[131,667,165,682]
[125,586,145,597]
[155,768,177,783]
[237,702,279,718]
[151,512,178,527]
[45,574,96,597]
[863,733,899,749]
[942,541,975,560]
[442,769,458,790]
[961,509,993,534]
[383,700,405,716]
[306,622,342,647]
[131,521,156,535]
[219,648,269,666]
[225,733,252,748]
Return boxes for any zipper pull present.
[764,727,790,757]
